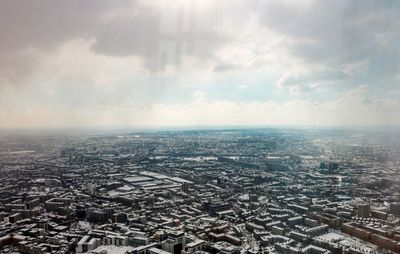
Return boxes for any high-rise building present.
[358,204,371,218]
[390,202,400,216]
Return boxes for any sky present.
[0,0,399,128]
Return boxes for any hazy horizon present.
[1,124,400,134]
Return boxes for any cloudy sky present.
[0,0,399,128]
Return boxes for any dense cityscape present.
[1,128,400,254]
[1,0,400,253]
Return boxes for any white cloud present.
[34,38,146,85]
[192,90,206,98]
[239,85,248,90]
[1,85,399,128]
[277,68,349,95]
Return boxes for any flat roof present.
[123,176,153,183]
[170,177,194,184]
[140,171,169,179]
[149,247,171,254]
[92,245,135,254]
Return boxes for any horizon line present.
[0,124,399,133]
